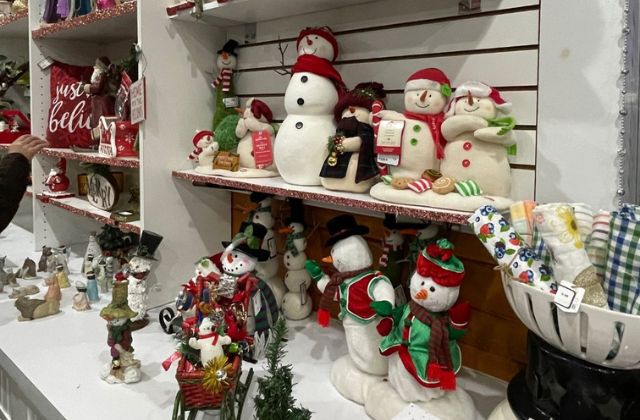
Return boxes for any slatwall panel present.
[229,0,540,199]
[231,193,527,381]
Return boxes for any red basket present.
[176,354,241,409]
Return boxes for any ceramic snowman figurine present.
[319,82,385,193]
[188,130,215,164]
[189,317,232,366]
[125,231,163,329]
[440,81,516,200]
[279,199,312,320]
[249,193,285,308]
[43,158,74,198]
[211,40,240,131]
[307,214,394,404]
[364,239,474,420]
[274,27,346,186]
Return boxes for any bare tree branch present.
[273,38,292,76]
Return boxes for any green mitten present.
[370,300,393,317]
[305,260,324,282]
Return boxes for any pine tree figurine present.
[253,317,311,420]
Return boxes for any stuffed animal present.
[189,317,232,366]
[212,40,240,131]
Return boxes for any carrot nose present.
[234,107,244,115]
[419,90,428,102]
[467,91,474,105]
[322,255,333,264]
[222,52,229,60]
[349,106,355,113]
[415,289,428,300]
[226,253,233,263]
[278,226,294,234]
[306,37,313,46]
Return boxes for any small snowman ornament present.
[189,317,232,366]
[320,82,385,193]
[365,239,474,420]
[439,81,516,203]
[308,214,395,404]
[188,130,215,165]
[274,27,346,186]
[211,39,240,131]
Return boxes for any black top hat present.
[222,222,270,261]
[284,198,305,227]
[135,230,163,260]
[217,39,239,57]
[249,192,272,203]
[325,214,369,247]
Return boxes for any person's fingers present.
[12,135,31,145]
[25,138,48,148]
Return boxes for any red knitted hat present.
[416,239,465,287]
[249,99,273,123]
[333,82,386,122]
[404,68,451,95]
[296,27,339,62]
[451,81,512,114]
[192,130,213,148]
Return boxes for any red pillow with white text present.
[46,62,94,148]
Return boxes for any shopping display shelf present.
[168,0,375,26]
[32,0,137,41]
[39,148,140,169]
[24,185,32,198]
[172,169,473,224]
[35,193,141,234]
[0,9,28,37]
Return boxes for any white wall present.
[537,0,624,209]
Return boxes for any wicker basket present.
[501,273,640,369]
[176,355,241,409]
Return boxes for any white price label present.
[252,291,262,315]
[223,96,239,108]
[377,153,400,166]
[554,281,585,313]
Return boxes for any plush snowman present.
[279,199,312,320]
[274,27,346,186]
[309,214,395,404]
[188,130,214,164]
[319,82,385,193]
[189,317,232,366]
[211,39,240,131]
[440,81,516,198]
[364,240,474,420]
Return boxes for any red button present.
[462,159,470,168]
[463,142,472,151]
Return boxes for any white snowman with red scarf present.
[274,27,346,186]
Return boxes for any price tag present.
[251,130,274,169]
[223,96,239,108]
[37,57,55,70]
[554,281,585,313]
[376,120,404,166]
[130,77,146,124]
[267,237,277,259]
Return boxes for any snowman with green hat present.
[365,239,475,420]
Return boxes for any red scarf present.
[198,331,219,345]
[403,112,445,159]
[292,55,346,97]
[212,68,233,92]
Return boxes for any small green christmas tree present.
[253,317,312,420]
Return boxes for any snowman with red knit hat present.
[365,239,475,420]
[274,27,346,186]
[188,130,214,164]
[439,81,516,201]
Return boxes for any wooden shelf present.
[0,9,28,37]
[172,169,472,224]
[39,148,140,168]
[168,0,376,26]
[35,193,141,233]
[32,1,137,41]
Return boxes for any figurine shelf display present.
[274,27,346,186]
[0,256,18,288]
[42,158,74,198]
[17,258,37,279]
[15,275,61,321]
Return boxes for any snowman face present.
[252,211,274,229]
[384,229,404,247]
[222,249,257,275]
[404,89,447,115]
[216,53,237,70]
[417,225,439,240]
[409,272,459,313]
[197,134,214,149]
[454,96,497,119]
[199,318,214,334]
[284,250,307,270]
[341,106,370,125]
[128,256,151,275]
[290,222,305,234]
[284,72,339,114]
[331,235,372,273]
[108,317,128,327]
[298,35,334,61]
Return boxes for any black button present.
[297,98,304,106]
[295,122,303,129]
[301,76,308,83]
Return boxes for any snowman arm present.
[342,136,362,153]
[375,110,405,122]
[370,277,395,306]
[447,301,471,340]
[473,127,516,145]
[188,337,200,349]
[235,118,248,138]
[441,115,489,140]
[220,335,232,345]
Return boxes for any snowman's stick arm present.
[342,136,362,152]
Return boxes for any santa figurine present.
[274,27,346,186]
[320,82,385,193]
[211,39,240,131]
[364,239,475,420]
[43,158,73,198]
[84,56,115,143]
[188,130,215,164]
[440,81,516,199]
[306,214,395,404]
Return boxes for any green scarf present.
[285,232,305,256]
[487,116,516,136]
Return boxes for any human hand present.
[8,135,48,160]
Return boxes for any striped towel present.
[455,180,482,197]
[587,211,611,280]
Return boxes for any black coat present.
[0,153,29,233]
[320,117,378,183]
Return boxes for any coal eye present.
[421,281,425,286]
[429,286,436,292]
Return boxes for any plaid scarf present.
[319,266,372,313]
[212,68,233,92]
[408,300,454,384]
[285,232,305,256]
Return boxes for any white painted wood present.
[510,130,536,166]
[511,168,536,200]
[236,9,539,70]
[536,0,623,209]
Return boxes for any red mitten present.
[376,317,393,336]
[448,301,471,329]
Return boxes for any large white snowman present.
[274,27,345,186]
[311,215,395,404]
[365,239,475,420]
[440,81,516,198]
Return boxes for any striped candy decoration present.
[381,175,393,185]
[408,179,432,193]
[455,180,483,197]
[378,242,391,267]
